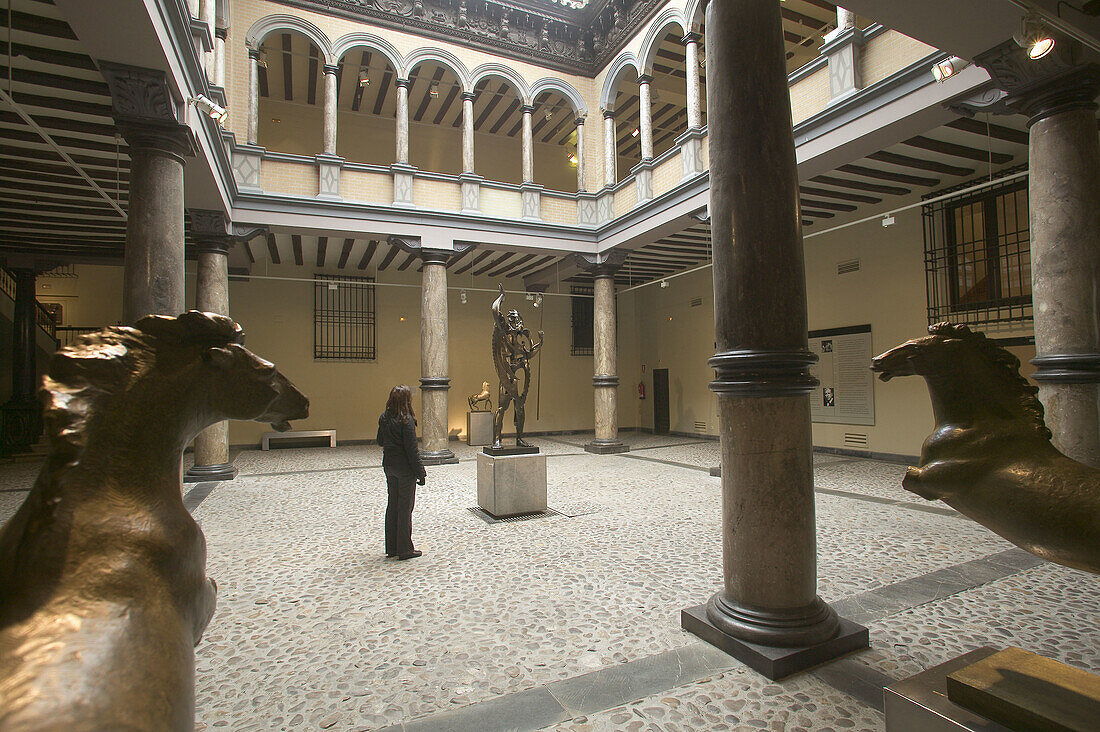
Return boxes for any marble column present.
[322,64,339,155]
[1,268,41,455]
[603,109,616,186]
[578,252,629,454]
[395,78,410,164]
[680,0,866,680]
[248,49,260,146]
[575,117,586,192]
[462,91,476,173]
[186,0,199,19]
[200,0,215,80]
[521,104,534,183]
[417,246,459,465]
[637,75,654,161]
[684,32,703,130]
[214,27,227,88]
[1025,73,1100,467]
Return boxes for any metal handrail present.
[55,326,100,349]
[0,267,59,341]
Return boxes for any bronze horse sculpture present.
[0,312,308,730]
[872,322,1099,575]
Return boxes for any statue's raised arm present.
[491,283,506,331]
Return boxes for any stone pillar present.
[395,78,410,165]
[186,0,199,19]
[462,91,476,173]
[214,27,227,88]
[100,64,195,324]
[1,268,41,455]
[603,109,616,186]
[200,0,215,80]
[575,117,586,192]
[577,252,629,454]
[322,64,339,156]
[680,0,866,680]
[975,44,1100,467]
[248,49,260,146]
[637,75,654,161]
[684,32,703,131]
[521,104,534,183]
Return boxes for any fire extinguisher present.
[638,381,646,400]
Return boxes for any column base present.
[709,465,721,477]
[420,449,459,465]
[183,462,238,483]
[681,601,868,680]
[584,439,630,454]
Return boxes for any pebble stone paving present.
[0,431,1097,731]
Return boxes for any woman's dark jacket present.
[376,413,427,479]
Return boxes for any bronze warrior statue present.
[0,312,308,730]
[872,322,1100,575]
[491,284,543,449]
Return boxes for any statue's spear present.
[535,292,544,419]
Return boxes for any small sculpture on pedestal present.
[872,322,1100,574]
[468,381,493,412]
[0,312,309,728]
[490,284,543,451]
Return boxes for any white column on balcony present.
[200,0,215,80]
[638,74,654,161]
[521,104,534,183]
[603,109,616,186]
[187,0,199,20]
[214,27,226,88]
[575,117,586,192]
[837,7,856,32]
[462,91,476,173]
[247,49,260,146]
[395,78,410,164]
[684,32,703,130]
[322,63,339,155]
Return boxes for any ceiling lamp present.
[1014,12,1056,59]
[931,56,970,83]
[358,68,370,87]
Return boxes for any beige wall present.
[36,265,124,328]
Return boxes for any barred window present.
[570,285,593,356]
[314,274,376,360]
[923,171,1031,327]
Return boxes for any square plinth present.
[466,411,494,446]
[885,647,1011,731]
[477,451,547,518]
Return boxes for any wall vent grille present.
[843,432,869,447]
[690,297,704,307]
[694,421,707,432]
[837,259,861,275]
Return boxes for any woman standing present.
[376,385,427,560]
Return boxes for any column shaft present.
[590,276,623,450]
[248,51,260,146]
[521,106,534,183]
[462,93,475,173]
[575,119,586,192]
[189,242,235,480]
[200,0,215,80]
[396,80,410,165]
[323,65,338,155]
[603,112,616,186]
[1,269,41,454]
[685,37,702,130]
[638,76,654,160]
[1030,105,1100,467]
[419,255,457,464]
[186,0,199,19]
[214,29,226,88]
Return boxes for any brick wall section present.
[862,30,936,88]
[259,159,319,197]
[789,70,831,126]
[651,151,681,198]
[412,178,462,212]
[541,196,578,225]
[341,169,393,205]
[614,183,637,217]
[480,187,522,219]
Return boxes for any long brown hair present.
[385,384,415,422]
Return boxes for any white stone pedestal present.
[467,411,494,446]
[477,452,547,518]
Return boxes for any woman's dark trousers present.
[385,468,416,556]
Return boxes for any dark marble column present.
[100,63,195,324]
[577,251,629,454]
[680,0,866,680]
[975,43,1100,467]
[1,268,41,454]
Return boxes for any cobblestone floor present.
[1,431,1096,731]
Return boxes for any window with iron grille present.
[314,274,376,360]
[923,170,1032,327]
[571,285,594,356]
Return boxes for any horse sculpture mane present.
[42,312,245,470]
[927,322,1051,439]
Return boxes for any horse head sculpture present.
[0,311,308,730]
[872,322,1099,574]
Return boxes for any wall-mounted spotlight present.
[1015,12,1056,59]
[460,289,467,304]
[567,152,578,166]
[257,49,268,69]
[660,280,669,288]
[931,56,970,83]
[429,81,440,97]
[544,109,553,121]
[358,68,371,87]
[190,94,228,125]
[882,214,896,228]
[631,128,639,138]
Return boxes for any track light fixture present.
[190,94,228,125]
[429,81,440,97]
[660,280,669,288]
[1014,12,1056,59]
[460,289,467,304]
[931,56,970,83]
[358,68,370,87]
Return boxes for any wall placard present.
[808,324,874,426]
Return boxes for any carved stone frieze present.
[98,62,178,125]
[974,39,1100,122]
[269,0,668,76]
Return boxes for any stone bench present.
[261,429,336,451]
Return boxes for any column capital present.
[602,108,615,119]
[574,249,627,278]
[248,48,261,60]
[99,61,196,159]
[395,77,411,89]
[520,104,535,115]
[188,209,268,253]
[636,74,653,85]
[974,39,1100,124]
[461,91,477,102]
[322,63,339,76]
[388,236,473,265]
[682,31,703,45]
[215,27,228,41]
[575,116,586,127]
